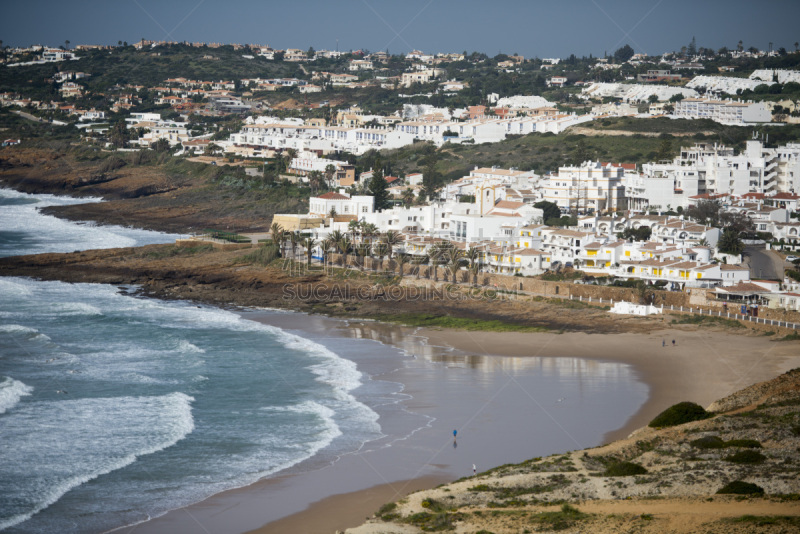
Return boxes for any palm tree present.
[320,237,335,269]
[288,231,301,261]
[64,40,70,51]
[414,254,428,280]
[401,188,415,208]
[303,237,317,268]
[795,42,799,53]
[337,236,352,268]
[270,222,284,257]
[428,243,442,282]
[362,223,379,244]
[348,219,362,243]
[308,170,324,194]
[465,246,481,285]
[444,248,465,284]
[324,164,337,188]
[373,242,389,272]
[382,230,403,260]
[355,243,371,271]
[328,230,345,265]
[282,148,297,172]
[635,280,655,305]
[395,254,409,278]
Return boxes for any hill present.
[347,369,800,533]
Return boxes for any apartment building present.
[673,98,772,125]
[631,141,800,210]
[542,161,626,213]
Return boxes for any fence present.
[663,303,800,331]
[482,289,800,332]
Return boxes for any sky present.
[2,0,799,59]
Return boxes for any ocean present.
[0,188,648,533]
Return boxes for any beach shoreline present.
[127,309,800,534]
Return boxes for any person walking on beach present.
[672,339,676,346]
[472,464,476,475]
[662,339,665,347]
[453,429,457,442]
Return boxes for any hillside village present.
[3,39,800,316]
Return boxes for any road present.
[744,244,784,281]
[12,110,48,123]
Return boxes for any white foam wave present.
[0,188,180,257]
[0,278,33,297]
[270,329,363,393]
[0,324,39,335]
[267,327,382,441]
[0,376,33,414]
[176,340,205,354]
[55,302,103,316]
[0,324,50,341]
[0,392,194,531]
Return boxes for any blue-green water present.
[0,278,384,533]
[0,189,386,532]
[0,188,648,533]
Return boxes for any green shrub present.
[725,450,767,464]
[690,436,761,449]
[725,439,762,449]
[691,435,725,449]
[377,502,397,519]
[244,244,280,266]
[531,504,590,531]
[717,481,765,495]
[604,461,648,477]
[649,402,710,428]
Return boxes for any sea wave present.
[0,324,51,341]
[175,339,205,354]
[0,278,33,297]
[0,393,194,531]
[54,302,103,316]
[267,326,382,444]
[0,376,33,414]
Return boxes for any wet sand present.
[127,313,800,534]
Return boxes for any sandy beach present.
[124,310,800,534]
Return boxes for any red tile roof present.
[317,192,350,200]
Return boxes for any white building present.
[308,191,374,218]
[673,98,772,125]
[401,69,443,87]
[631,141,800,210]
[543,161,626,213]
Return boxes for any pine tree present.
[368,160,391,211]
[687,36,697,57]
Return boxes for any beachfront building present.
[573,237,747,289]
[484,244,550,276]
[540,229,595,264]
[308,191,374,219]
